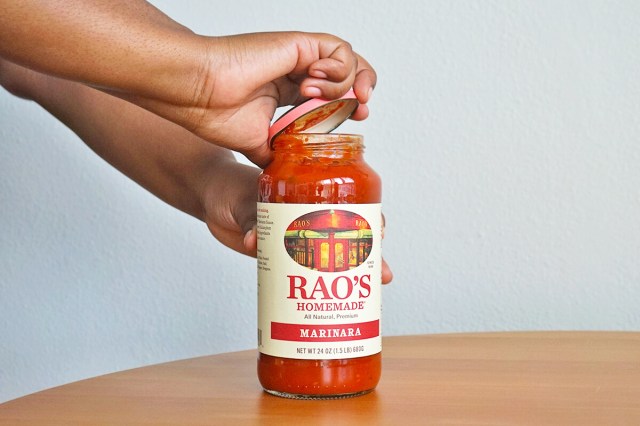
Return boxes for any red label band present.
[271,320,379,342]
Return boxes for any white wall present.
[2,0,640,403]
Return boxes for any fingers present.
[207,222,257,258]
[301,37,355,99]
[380,212,392,283]
[243,139,274,170]
[297,33,376,104]
[218,222,394,285]
[202,158,394,284]
[243,211,393,284]
[301,48,356,99]
[204,196,257,258]
[237,211,393,284]
[353,54,376,102]
[300,69,356,100]
[202,160,261,257]
[224,223,393,285]
[214,223,393,283]
[382,257,393,284]
[350,103,370,121]
[349,54,376,121]
[243,225,258,255]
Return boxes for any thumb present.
[203,162,260,257]
[243,224,258,256]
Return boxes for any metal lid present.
[268,89,359,145]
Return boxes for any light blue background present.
[2,0,640,402]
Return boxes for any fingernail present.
[312,69,328,79]
[367,87,373,102]
[305,86,322,98]
[244,227,254,247]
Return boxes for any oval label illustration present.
[284,209,373,272]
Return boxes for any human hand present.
[199,161,392,284]
[126,31,376,168]
[2,3,375,166]
[0,24,384,283]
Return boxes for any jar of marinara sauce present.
[257,90,382,399]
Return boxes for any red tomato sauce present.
[258,133,381,398]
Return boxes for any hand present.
[200,163,392,284]
[1,1,376,167]
[1,26,386,280]
[124,32,377,168]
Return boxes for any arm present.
[0,0,198,98]
[0,58,260,256]
[0,1,377,167]
[0,58,392,282]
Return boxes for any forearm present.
[1,4,376,166]
[2,61,237,221]
[0,0,208,103]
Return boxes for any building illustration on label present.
[284,209,373,272]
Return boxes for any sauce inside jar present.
[257,133,382,399]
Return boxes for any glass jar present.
[257,132,382,399]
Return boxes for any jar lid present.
[268,89,359,145]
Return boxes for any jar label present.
[257,203,382,360]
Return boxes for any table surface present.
[1,332,639,425]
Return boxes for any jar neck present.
[272,133,364,160]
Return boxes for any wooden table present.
[1,332,639,425]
